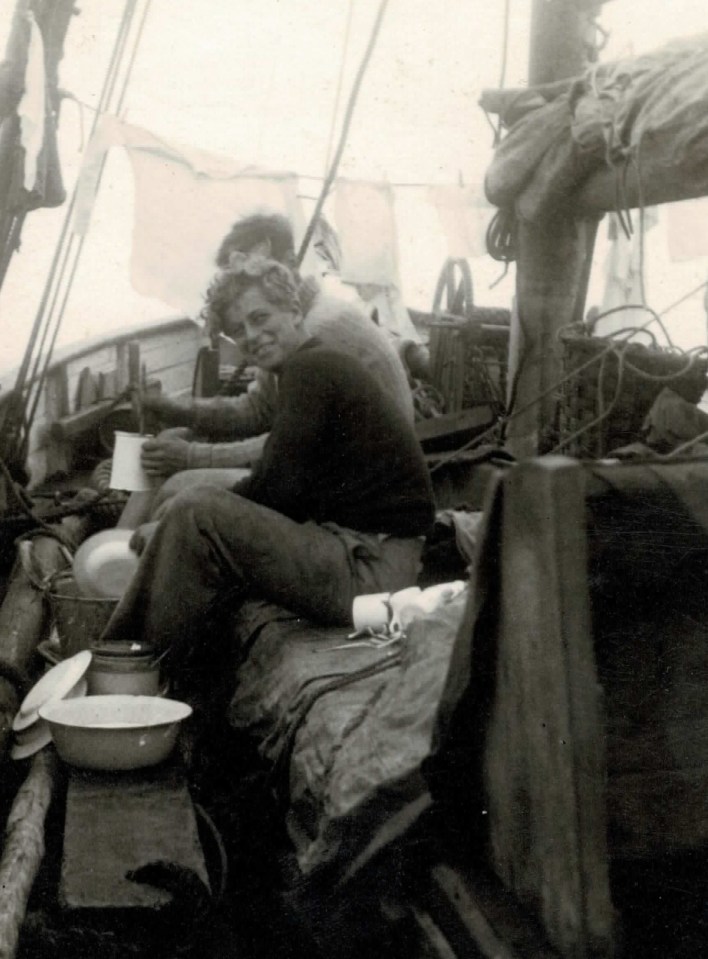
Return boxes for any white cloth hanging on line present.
[666,196,708,263]
[425,184,489,260]
[73,117,305,316]
[333,179,400,288]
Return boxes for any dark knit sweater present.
[234,340,434,537]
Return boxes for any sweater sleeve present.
[186,434,268,468]
[189,371,278,439]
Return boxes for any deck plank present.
[60,761,208,910]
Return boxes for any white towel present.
[666,197,708,262]
[426,184,489,260]
[334,179,400,288]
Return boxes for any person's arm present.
[186,434,268,469]
[141,370,278,441]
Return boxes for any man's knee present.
[169,485,253,529]
[152,471,221,518]
[171,484,228,512]
[157,485,234,543]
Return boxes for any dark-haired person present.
[101,254,434,691]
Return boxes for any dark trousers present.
[102,486,422,680]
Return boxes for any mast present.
[505,0,604,457]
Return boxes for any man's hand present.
[140,436,190,478]
[129,521,159,556]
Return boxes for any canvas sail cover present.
[482,34,708,221]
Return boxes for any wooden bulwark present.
[1,317,206,487]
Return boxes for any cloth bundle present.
[482,34,708,221]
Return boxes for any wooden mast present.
[505,0,602,457]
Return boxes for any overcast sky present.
[1,0,707,372]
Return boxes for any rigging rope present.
[295,0,390,269]
[17,0,154,462]
[428,299,708,473]
[323,0,355,177]
[495,0,511,145]
[13,0,136,404]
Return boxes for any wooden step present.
[60,760,208,910]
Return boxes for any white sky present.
[1,0,707,374]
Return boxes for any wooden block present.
[44,366,69,420]
[43,365,71,476]
[192,347,221,398]
[60,762,208,910]
[75,367,98,410]
[128,340,141,387]
[98,369,118,400]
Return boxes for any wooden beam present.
[75,367,98,410]
[49,398,117,441]
[528,0,588,86]
[485,458,614,958]
[507,216,598,457]
[127,339,141,387]
[576,146,708,214]
[0,751,58,959]
[49,378,161,441]
[508,1,600,458]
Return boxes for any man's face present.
[223,285,303,372]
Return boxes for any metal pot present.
[87,641,161,696]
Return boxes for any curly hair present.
[215,213,295,269]
[200,253,301,338]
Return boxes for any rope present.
[114,0,153,115]
[633,150,650,315]
[295,0,390,268]
[428,299,707,473]
[660,278,708,318]
[661,426,708,460]
[497,0,511,90]
[494,0,512,144]
[548,344,628,456]
[16,0,151,462]
[12,0,136,406]
[24,2,153,438]
[0,454,74,546]
[486,208,517,264]
[323,0,355,175]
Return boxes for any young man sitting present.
[101,254,434,689]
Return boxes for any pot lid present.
[14,651,92,731]
[89,641,155,659]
